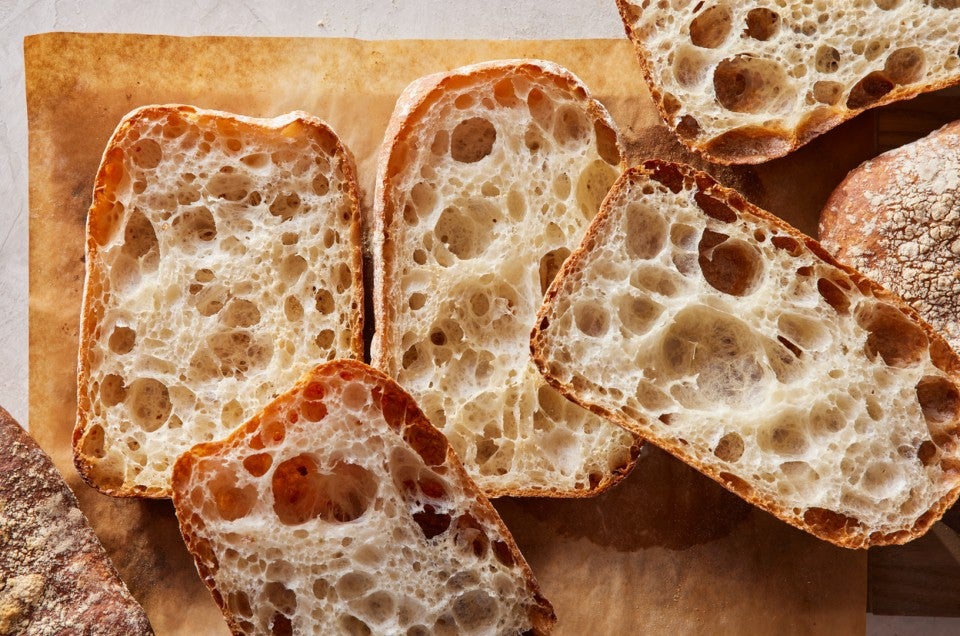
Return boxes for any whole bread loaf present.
[531,160,960,548]
[74,105,364,498]
[820,119,960,352]
[372,59,641,498]
[0,407,153,634]
[615,1,960,163]
[172,360,555,635]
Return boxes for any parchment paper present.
[26,33,870,634]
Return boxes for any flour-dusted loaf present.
[531,160,960,548]
[75,105,364,498]
[820,119,960,353]
[172,360,555,635]
[615,1,960,164]
[372,60,641,498]
[0,407,153,634]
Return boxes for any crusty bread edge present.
[171,359,556,635]
[74,104,366,499]
[614,0,960,165]
[530,159,960,548]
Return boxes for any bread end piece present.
[172,360,555,635]
[533,159,960,548]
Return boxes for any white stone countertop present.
[1,1,957,633]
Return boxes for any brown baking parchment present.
[26,32,871,634]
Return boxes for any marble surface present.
[3,1,957,632]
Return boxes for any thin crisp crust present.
[532,160,960,548]
[372,59,642,498]
[615,1,960,164]
[171,360,555,635]
[0,407,154,634]
[819,119,960,352]
[74,105,365,498]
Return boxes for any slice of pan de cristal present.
[615,1,960,164]
[531,160,960,548]
[75,105,364,498]
[172,360,555,635]
[820,119,960,353]
[372,60,641,498]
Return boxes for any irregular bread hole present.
[552,173,571,200]
[856,302,928,367]
[334,262,353,293]
[803,508,861,536]
[430,129,449,156]
[527,87,554,129]
[862,461,902,498]
[673,45,711,88]
[450,117,496,163]
[222,298,261,328]
[172,207,217,243]
[208,330,272,376]
[208,471,257,522]
[269,193,302,221]
[315,329,335,351]
[630,265,685,297]
[864,38,890,62]
[745,7,779,40]
[676,114,702,140]
[815,45,841,73]
[221,399,244,428]
[100,374,127,406]
[689,3,732,48]
[315,289,335,315]
[697,230,763,296]
[918,440,939,466]
[694,189,738,223]
[410,181,437,217]
[874,0,901,7]
[813,81,844,105]
[130,138,162,168]
[573,301,610,337]
[506,188,526,220]
[524,125,547,153]
[624,202,668,259]
[780,460,819,488]
[227,591,253,618]
[337,572,374,600]
[126,378,171,432]
[714,431,745,462]
[554,104,589,145]
[817,278,850,314]
[80,424,107,459]
[280,254,308,284]
[847,72,894,109]
[454,93,475,110]
[412,505,453,540]
[284,296,303,321]
[758,414,809,457]
[771,235,803,256]
[765,336,805,384]
[453,514,490,558]
[409,293,426,310]
[108,325,137,354]
[493,78,520,107]
[577,159,618,219]
[195,268,215,283]
[311,172,330,196]
[272,455,376,525]
[916,376,960,424]
[714,56,794,114]
[539,247,570,295]
[434,200,501,260]
[359,591,394,624]
[453,590,497,632]
[885,47,926,84]
[671,223,699,250]
[925,0,960,7]
[207,170,251,201]
[239,153,269,170]
[341,382,368,410]
[413,248,427,265]
[617,294,663,335]
[594,120,621,165]
[122,208,159,260]
[264,581,297,617]
[777,335,802,358]
[243,452,272,477]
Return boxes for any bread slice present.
[615,1,960,164]
[171,360,555,635]
[531,159,960,548]
[0,407,153,634]
[820,119,960,353]
[371,60,641,498]
[74,105,364,498]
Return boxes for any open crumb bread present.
[615,0,960,164]
[531,160,960,548]
[75,105,364,498]
[171,360,555,635]
[372,59,641,498]
[0,407,153,634]
[820,119,960,353]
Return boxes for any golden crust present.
[171,360,556,635]
[531,159,960,548]
[74,105,365,499]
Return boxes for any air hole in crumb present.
[576,160,618,219]
[243,453,273,477]
[617,294,663,336]
[172,207,217,242]
[130,138,162,168]
[917,440,939,466]
[315,289,335,315]
[698,230,763,296]
[269,193,302,221]
[714,56,794,114]
[108,326,137,354]
[412,505,453,540]
[846,72,894,109]
[126,378,172,432]
[452,590,498,631]
[284,296,304,321]
[222,298,261,328]
[916,376,960,424]
[857,302,927,367]
[625,202,668,259]
[272,456,376,525]
[573,302,610,337]
[493,78,520,107]
[758,414,809,457]
[815,45,841,73]
[315,330,335,350]
[539,248,571,295]
[122,209,159,260]
[81,424,107,458]
[673,45,711,87]
[694,189,738,223]
[409,293,426,310]
[554,105,589,145]
[594,120,621,165]
[689,3,732,48]
[884,47,926,85]
[745,7,779,40]
[813,81,844,105]
[450,117,496,163]
[221,399,244,428]
[817,278,850,314]
[527,88,553,129]
[714,432,745,462]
